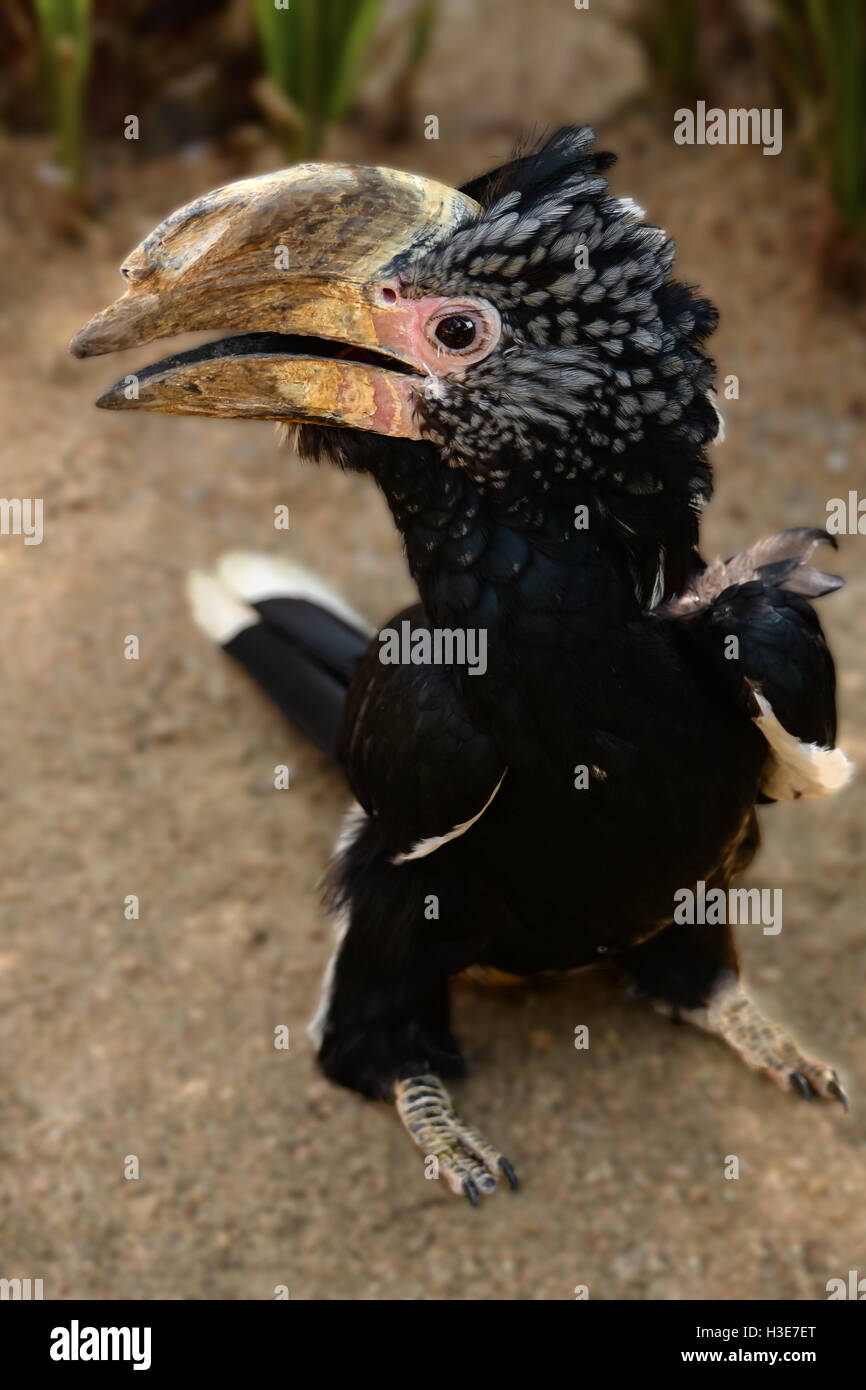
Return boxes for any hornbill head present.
[72,127,719,508]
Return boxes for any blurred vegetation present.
[769,0,865,233]
[251,0,438,155]
[6,0,441,187]
[377,0,437,142]
[3,0,864,282]
[627,0,757,105]
[630,0,701,101]
[33,0,92,192]
[629,0,866,283]
[252,0,385,157]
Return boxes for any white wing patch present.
[307,903,351,1050]
[391,771,507,865]
[753,692,854,800]
[307,802,368,1050]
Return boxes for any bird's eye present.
[419,298,500,370]
[434,315,477,350]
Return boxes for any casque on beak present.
[69,163,479,437]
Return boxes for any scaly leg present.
[619,918,849,1108]
[311,809,519,1203]
[679,974,848,1105]
[394,1074,517,1206]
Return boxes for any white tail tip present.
[217,551,373,632]
[186,570,258,645]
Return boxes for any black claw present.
[790,1071,815,1101]
[463,1176,480,1207]
[827,1077,850,1112]
[499,1157,519,1191]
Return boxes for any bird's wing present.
[657,529,852,800]
[340,604,506,861]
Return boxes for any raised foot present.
[394,1073,519,1206]
[684,978,849,1110]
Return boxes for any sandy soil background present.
[1,0,865,1300]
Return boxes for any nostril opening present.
[381,287,397,303]
[120,263,154,283]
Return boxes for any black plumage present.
[75,126,852,1203]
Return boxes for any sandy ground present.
[1,1,865,1301]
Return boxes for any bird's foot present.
[394,1073,518,1205]
[679,976,849,1109]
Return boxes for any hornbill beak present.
[70,164,479,438]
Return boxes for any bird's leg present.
[394,1073,517,1205]
[315,948,518,1204]
[619,919,849,1108]
[677,974,849,1107]
[312,812,518,1203]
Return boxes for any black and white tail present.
[187,553,373,762]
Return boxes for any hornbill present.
[72,127,853,1204]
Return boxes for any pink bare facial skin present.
[370,280,502,377]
